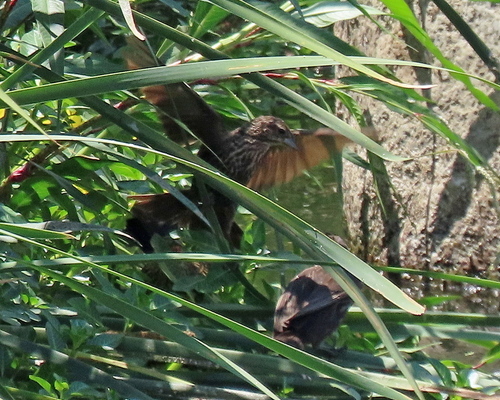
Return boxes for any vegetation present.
[0,0,498,399]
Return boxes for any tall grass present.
[0,0,498,399]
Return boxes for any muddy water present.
[273,166,499,313]
[270,167,499,374]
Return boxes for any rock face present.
[334,0,499,282]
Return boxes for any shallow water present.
[273,165,499,314]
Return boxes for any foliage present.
[0,0,498,399]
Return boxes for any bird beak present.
[284,136,298,150]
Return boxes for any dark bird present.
[123,38,355,251]
[274,265,360,349]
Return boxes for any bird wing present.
[274,266,358,347]
[247,128,354,191]
[123,37,226,149]
[276,283,349,321]
[274,266,345,323]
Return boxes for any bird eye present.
[278,128,286,135]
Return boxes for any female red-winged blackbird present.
[274,266,360,349]
[124,38,356,251]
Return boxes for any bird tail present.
[122,37,225,147]
[125,192,197,252]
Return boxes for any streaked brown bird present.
[123,38,355,251]
[274,266,360,349]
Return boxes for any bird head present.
[245,116,298,149]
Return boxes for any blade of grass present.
[210,0,420,89]
[22,259,415,400]
[0,329,155,400]
[1,7,105,90]
[0,133,425,314]
[1,253,498,289]
[431,0,500,81]
[0,88,47,135]
[5,56,462,104]
[118,0,145,40]
[0,222,71,239]
[378,0,499,110]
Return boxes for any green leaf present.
[43,311,66,351]
[29,375,54,395]
[300,1,385,27]
[1,133,425,314]
[3,55,440,106]
[378,0,499,110]
[431,0,500,79]
[189,2,229,38]
[0,87,46,134]
[428,358,454,387]
[0,223,71,239]
[210,0,413,88]
[481,343,500,365]
[0,330,155,400]
[118,0,145,40]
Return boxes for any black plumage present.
[274,266,360,349]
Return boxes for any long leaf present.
[19,257,414,400]
[0,132,424,314]
[0,329,155,400]
[300,1,386,26]
[378,0,498,110]
[431,0,500,79]
[0,88,46,134]
[0,223,71,239]
[2,232,280,400]
[210,0,415,89]
[3,253,500,290]
[4,55,450,104]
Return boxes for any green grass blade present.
[4,55,452,106]
[0,329,155,400]
[431,0,500,80]
[23,258,414,400]
[0,88,46,134]
[0,132,424,314]
[300,1,385,26]
[210,0,418,89]
[4,252,499,290]
[379,0,499,110]
[0,223,71,240]
[1,7,105,90]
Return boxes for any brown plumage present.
[126,115,297,251]
[123,38,356,251]
[274,266,360,349]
